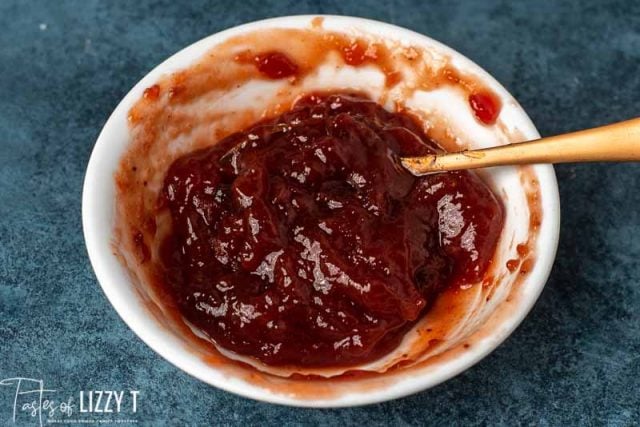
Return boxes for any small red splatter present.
[506,259,519,272]
[342,41,368,65]
[143,84,160,101]
[469,91,501,125]
[254,52,299,79]
[516,243,529,257]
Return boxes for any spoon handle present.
[401,117,640,175]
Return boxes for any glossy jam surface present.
[158,93,504,367]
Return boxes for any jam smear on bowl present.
[254,51,299,79]
[158,93,504,368]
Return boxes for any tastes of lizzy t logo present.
[0,377,139,426]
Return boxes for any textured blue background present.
[1,1,639,425]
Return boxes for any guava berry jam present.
[158,93,503,367]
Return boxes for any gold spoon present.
[401,117,640,175]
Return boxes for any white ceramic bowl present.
[83,15,560,406]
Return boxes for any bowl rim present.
[82,14,560,407]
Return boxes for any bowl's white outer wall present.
[82,15,560,407]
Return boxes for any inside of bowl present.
[111,23,540,382]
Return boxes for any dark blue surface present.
[1,1,639,425]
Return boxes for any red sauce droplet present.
[311,16,324,29]
[516,243,529,257]
[254,52,299,79]
[143,84,160,101]
[469,91,501,125]
[506,259,519,272]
